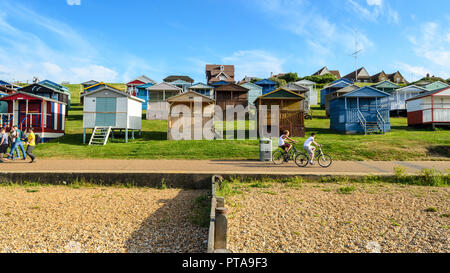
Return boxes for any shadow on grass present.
[125,190,208,253]
[427,145,450,158]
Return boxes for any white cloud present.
[253,0,374,66]
[399,21,450,80]
[347,0,399,24]
[0,2,119,83]
[66,0,81,6]
[367,0,382,6]
[222,50,285,80]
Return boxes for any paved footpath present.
[0,159,448,175]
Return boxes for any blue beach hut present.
[320,79,352,108]
[255,79,278,95]
[329,86,391,134]
[136,83,155,110]
[240,82,263,106]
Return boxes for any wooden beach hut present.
[406,87,450,128]
[126,75,156,96]
[325,84,359,116]
[0,91,10,114]
[320,79,353,108]
[0,91,67,141]
[81,85,143,145]
[255,79,278,95]
[38,80,71,108]
[214,83,249,111]
[169,79,193,92]
[167,91,215,140]
[188,83,215,99]
[329,86,391,134]
[254,88,305,137]
[373,80,400,94]
[135,83,155,110]
[20,83,70,107]
[423,81,449,92]
[240,82,263,106]
[294,79,318,106]
[0,80,20,90]
[81,80,99,90]
[389,85,428,116]
[146,82,182,120]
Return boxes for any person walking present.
[7,126,26,160]
[0,128,9,163]
[25,127,36,163]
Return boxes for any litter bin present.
[259,138,273,162]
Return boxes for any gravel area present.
[227,182,449,253]
[0,186,208,253]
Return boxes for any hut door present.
[96,97,116,127]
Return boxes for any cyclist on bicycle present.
[304,133,321,165]
[279,130,297,158]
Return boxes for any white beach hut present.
[81,84,143,145]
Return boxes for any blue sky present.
[0,0,449,84]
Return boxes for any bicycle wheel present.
[273,150,286,165]
[317,154,333,168]
[294,153,309,167]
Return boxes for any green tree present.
[278,73,299,83]
[269,77,287,88]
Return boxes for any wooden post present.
[214,207,228,250]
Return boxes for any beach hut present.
[389,85,428,116]
[320,79,352,108]
[254,88,305,137]
[406,87,450,128]
[167,91,215,140]
[325,84,359,116]
[214,83,249,111]
[0,91,67,141]
[169,79,192,92]
[188,83,215,99]
[38,80,71,108]
[329,86,391,134]
[20,83,70,107]
[126,75,156,96]
[135,83,155,110]
[0,80,20,90]
[210,80,230,87]
[295,79,318,106]
[146,82,183,120]
[240,82,262,106]
[423,81,449,92]
[255,79,278,95]
[81,85,143,144]
[0,91,9,113]
[373,80,400,94]
[0,84,17,95]
[81,80,99,90]
[206,64,235,85]
[164,75,194,84]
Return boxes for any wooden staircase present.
[89,126,112,146]
[365,122,383,134]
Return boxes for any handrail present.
[376,110,385,134]
[1,114,13,129]
[357,110,367,135]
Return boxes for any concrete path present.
[0,159,448,175]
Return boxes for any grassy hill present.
[29,84,450,161]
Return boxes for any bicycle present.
[272,143,301,165]
[294,146,333,168]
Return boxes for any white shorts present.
[304,146,314,155]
